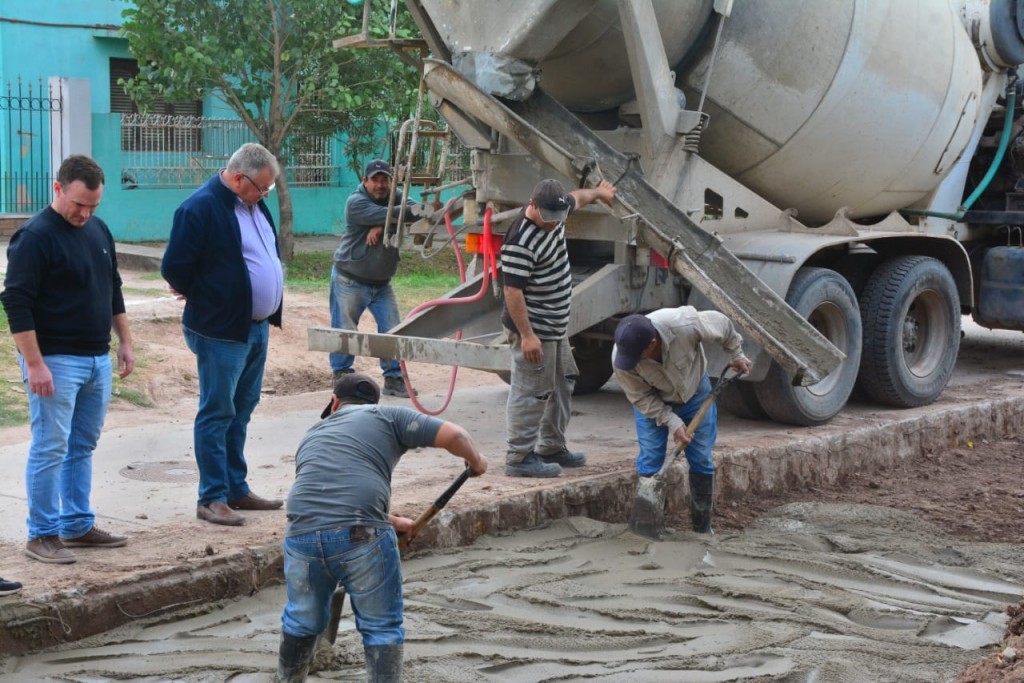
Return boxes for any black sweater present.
[1,207,126,356]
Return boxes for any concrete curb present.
[1,393,1021,656]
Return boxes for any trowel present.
[628,367,737,540]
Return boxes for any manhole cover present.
[120,460,198,483]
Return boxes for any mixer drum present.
[676,0,984,223]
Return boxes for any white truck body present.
[313,0,1024,426]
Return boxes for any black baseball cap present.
[364,159,393,178]
[321,372,381,418]
[613,314,657,370]
[531,179,572,223]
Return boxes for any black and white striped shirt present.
[500,200,576,340]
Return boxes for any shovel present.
[324,467,473,644]
[628,367,738,540]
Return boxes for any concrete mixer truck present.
[312,0,1024,427]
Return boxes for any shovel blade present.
[628,474,668,540]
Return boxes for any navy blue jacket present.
[161,174,282,342]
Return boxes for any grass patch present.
[286,249,463,315]
[0,308,30,427]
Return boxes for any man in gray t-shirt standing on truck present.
[276,372,487,682]
[329,159,422,398]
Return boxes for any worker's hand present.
[673,424,693,448]
[520,333,543,365]
[366,226,384,246]
[390,515,415,536]
[117,343,135,379]
[595,179,617,206]
[730,356,752,376]
[26,361,54,397]
[468,455,488,477]
[169,286,185,301]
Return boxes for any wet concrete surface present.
[3,505,1022,681]
[0,319,1022,659]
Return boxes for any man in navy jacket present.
[162,143,284,527]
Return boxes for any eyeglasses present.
[241,173,275,197]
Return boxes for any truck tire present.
[717,381,769,421]
[754,268,862,426]
[571,337,614,395]
[857,256,960,407]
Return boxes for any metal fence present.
[119,114,345,189]
[0,78,63,214]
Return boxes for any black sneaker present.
[505,453,561,478]
[535,448,586,468]
[0,578,22,596]
[382,376,417,398]
[332,368,354,383]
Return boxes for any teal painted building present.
[0,1,377,242]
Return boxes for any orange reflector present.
[466,232,502,255]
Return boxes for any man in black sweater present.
[1,155,134,564]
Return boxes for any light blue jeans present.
[634,373,717,476]
[505,330,578,464]
[329,266,401,377]
[183,322,268,506]
[19,353,111,540]
[281,526,404,646]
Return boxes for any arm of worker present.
[433,422,488,476]
[613,369,687,441]
[569,179,617,209]
[348,191,417,228]
[503,285,543,364]
[1,232,53,396]
[697,311,752,375]
[10,331,53,397]
[388,514,415,535]
[112,312,135,379]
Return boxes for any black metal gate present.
[1,77,64,214]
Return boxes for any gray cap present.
[364,159,393,178]
[531,179,572,223]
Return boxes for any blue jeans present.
[281,526,404,647]
[329,266,401,377]
[634,374,717,476]
[183,322,268,506]
[19,354,111,540]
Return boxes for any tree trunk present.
[275,165,295,263]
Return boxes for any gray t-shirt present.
[285,404,444,537]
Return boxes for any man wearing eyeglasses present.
[162,142,285,527]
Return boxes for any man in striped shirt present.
[501,178,616,477]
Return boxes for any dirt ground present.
[5,271,1024,680]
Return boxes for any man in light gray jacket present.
[612,307,751,533]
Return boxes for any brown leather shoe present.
[228,492,283,511]
[197,502,245,526]
[61,525,128,548]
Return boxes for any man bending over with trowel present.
[275,373,487,682]
[612,308,751,533]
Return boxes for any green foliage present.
[119,0,423,257]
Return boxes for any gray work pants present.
[504,329,578,464]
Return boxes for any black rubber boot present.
[689,472,715,534]
[365,644,404,682]
[276,632,318,682]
